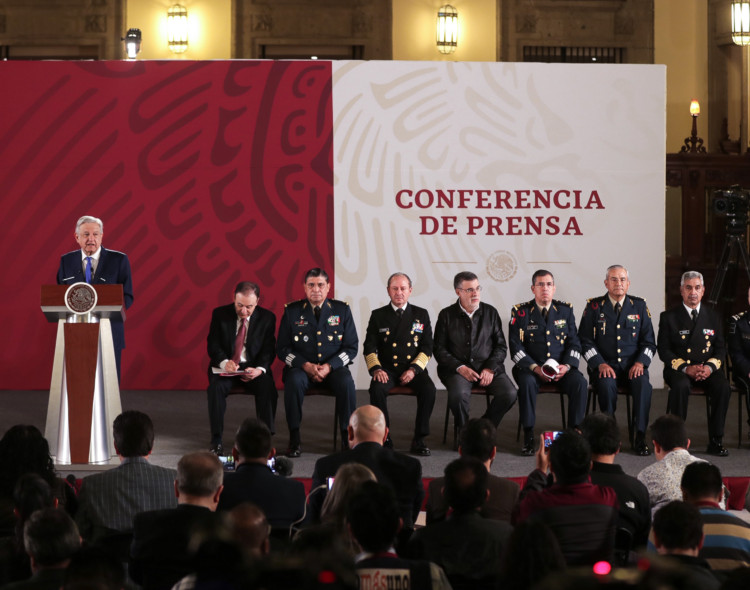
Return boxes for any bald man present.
[310,405,424,542]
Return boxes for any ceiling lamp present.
[732,1,750,46]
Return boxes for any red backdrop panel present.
[0,60,333,390]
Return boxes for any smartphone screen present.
[543,431,563,448]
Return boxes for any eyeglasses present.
[607,277,629,283]
[458,286,482,294]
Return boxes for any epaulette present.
[553,299,572,307]
[513,300,533,310]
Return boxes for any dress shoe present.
[633,433,650,456]
[521,431,535,456]
[410,438,431,457]
[284,445,302,458]
[706,440,729,457]
[208,443,223,456]
[383,435,394,450]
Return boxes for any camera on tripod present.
[713,186,750,234]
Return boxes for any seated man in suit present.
[57,215,133,382]
[364,271,436,456]
[311,405,424,545]
[426,418,519,525]
[728,286,750,433]
[277,267,358,457]
[129,452,224,590]
[206,281,277,455]
[433,271,517,441]
[75,411,176,543]
[657,271,730,456]
[217,418,306,530]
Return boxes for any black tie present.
[396,308,403,320]
[314,306,321,321]
[542,308,548,320]
[691,309,698,324]
[614,302,621,319]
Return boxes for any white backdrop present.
[332,61,666,388]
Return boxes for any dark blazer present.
[509,299,582,370]
[129,504,222,590]
[426,473,519,525]
[311,441,424,529]
[728,310,750,380]
[579,294,656,371]
[57,246,134,351]
[206,303,276,371]
[433,301,509,380]
[217,462,305,528]
[363,302,433,375]
[657,305,726,373]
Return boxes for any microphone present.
[274,456,294,477]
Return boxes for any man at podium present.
[57,215,133,381]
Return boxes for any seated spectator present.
[348,481,451,590]
[580,413,651,550]
[407,456,512,590]
[129,451,224,590]
[0,425,75,536]
[75,411,176,543]
[426,418,519,524]
[681,461,750,577]
[229,502,272,559]
[512,430,618,566]
[498,520,566,590]
[3,508,81,590]
[217,418,306,530]
[637,414,714,518]
[652,500,720,590]
[63,546,125,590]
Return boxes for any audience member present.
[580,413,651,550]
[75,411,176,543]
[129,451,224,590]
[229,502,272,558]
[311,405,423,546]
[0,425,75,535]
[512,430,618,566]
[681,461,750,577]
[652,500,720,590]
[498,520,566,590]
[217,418,305,529]
[348,481,451,590]
[637,414,709,518]
[407,456,512,590]
[63,546,125,590]
[1,508,80,590]
[426,418,519,524]
[320,463,377,531]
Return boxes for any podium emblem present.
[64,282,98,315]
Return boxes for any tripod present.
[707,225,750,306]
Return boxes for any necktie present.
[396,308,403,319]
[542,307,548,320]
[85,257,93,284]
[614,302,621,319]
[691,309,698,324]
[314,306,321,321]
[231,318,248,364]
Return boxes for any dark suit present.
[579,294,656,433]
[129,504,222,590]
[57,246,133,380]
[509,299,587,430]
[206,303,277,443]
[433,301,517,430]
[311,441,424,532]
[277,298,358,437]
[363,303,436,438]
[657,304,730,441]
[75,457,177,542]
[728,310,750,421]
[217,462,306,528]
[426,473,519,525]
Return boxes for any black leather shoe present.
[383,435,394,450]
[633,433,650,456]
[410,439,431,457]
[706,440,729,457]
[285,445,302,458]
[521,430,534,456]
[208,443,223,456]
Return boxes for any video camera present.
[714,186,750,234]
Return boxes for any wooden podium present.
[41,284,124,465]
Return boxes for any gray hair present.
[605,265,629,280]
[680,271,704,287]
[75,215,103,235]
[177,451,223,497]
[387,272,412,289]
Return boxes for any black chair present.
[442,386,491,446]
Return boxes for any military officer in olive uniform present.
[509,269,587,456]
[277,268,358,457]
[728,287,750,432]
[364,272,436,456]
[579,265,656,455]
[658,271,730,456]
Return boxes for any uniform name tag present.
[679,330,690,335]
[379,328,389,333]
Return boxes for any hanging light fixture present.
[123,28,142,60]
[167,4,188,54]
[732,1,750,46]
[436,5,458,54]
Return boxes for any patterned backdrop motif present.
[0,61,333,390]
